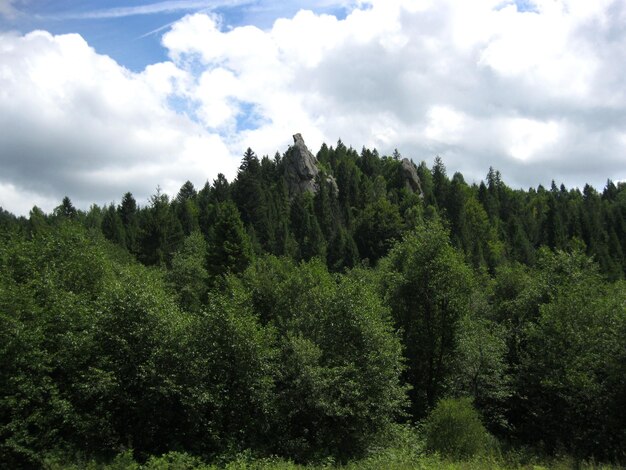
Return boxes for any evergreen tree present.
[206,201,253,279]
[211,173,231,203]
[54,196,78,219]
[354,197,403,264]
[290,193,326,262]
[137,189,184,266]
[167,231,209,312]
[232,148,272,250]
[432,156,449,212]
[101,203,126,247]
[118,192,139,253]
[174,181,199,236]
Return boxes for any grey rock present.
[325,174,339,196]
[400,158,424,196]
[285,133,320,197]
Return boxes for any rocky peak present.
[284,133,322,197]
[400,158,424,196]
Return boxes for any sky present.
[1,0,625,215]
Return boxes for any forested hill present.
[1,135,625,468]
[4,134,625,277]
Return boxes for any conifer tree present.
[137,190,184,266]
[118,192,139,253]
[55,196,78,219]
[101,204,126,247]
[207,201,253,279]
[290,193,326,262]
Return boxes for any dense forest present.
[1,135,625,469]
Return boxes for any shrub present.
[423,397,490,459]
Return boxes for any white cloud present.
[0,30,239,214]
[158,0,626,190]
[2,0,626,214]
[505,118,563,162]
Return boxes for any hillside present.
[1,135,625,468]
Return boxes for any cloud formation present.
[1,0,626,215]
[0,30,238,214]
[161,0,626,187]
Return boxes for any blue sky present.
[0,1,350,70]
[1,0,625,215]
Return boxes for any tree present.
[174,181,199,236]
[379,221,474,417]
[118,192,139,253]
[289,193,326,262]
[206,201,253,280]
[238,257,408,462]
[176,180,197,203]
[137,190,184,266]
[101,203,126,248]
[431,156,449,212]
[448,315,511,431]
[516,250,626,459]
[54,196,77,219]
[232,148,272,249]
[211,173,231,203]
[166,232,209,312]
[354,197,403,264]
[179,283,277,456]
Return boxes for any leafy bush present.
[423,397,490,459]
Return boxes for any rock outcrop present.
[285,133,319,196]
[284,133,337,198]
[400,158,423,196]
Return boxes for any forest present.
[1,136,625,469]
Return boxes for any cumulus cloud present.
[1,0,626,214]
[0,30,239,214]
[161,0,626,189]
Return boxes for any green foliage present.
[423,397,490,459]
[137,190,184,266]
[144,451,210,469]
[167,231,209,312]
[206,201,253,280]
[379,221,474,417]
[289,193,326,262]
[119,192,139,253]
[448,315,511,431]
[54,196,78,220]
[2,140,626,468]
[102,203,126,248]
[517,253,626,459]
[180,286,277,456]
[354,197,403,264]
[238,257,408,462]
